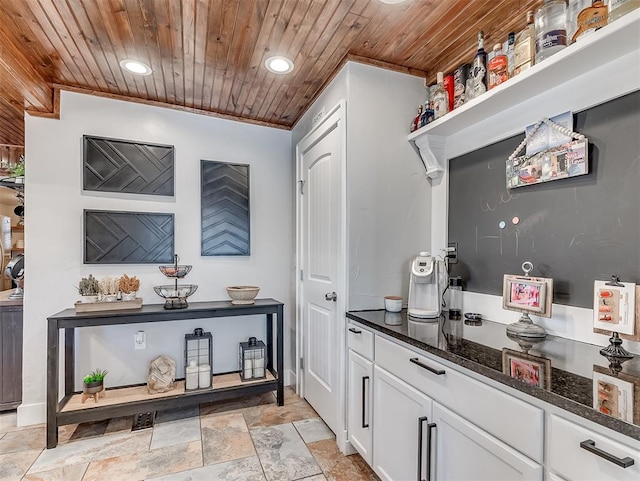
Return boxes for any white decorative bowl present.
[226,286,260,305]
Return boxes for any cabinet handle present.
[580,439,634,468]
[417,416,428,481]
[362,376,369,428]
[426,422,436,481]
[348,327,362,334]
[410,357,445,376]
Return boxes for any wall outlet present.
[135,330,146,350]
[447,242,458,264]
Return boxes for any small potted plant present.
[83,368,108,394]
[78,274,100,303]
[98,276,119,302]
[119,274,140,301]
[8,156,25,183]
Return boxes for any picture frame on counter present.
[593,280,636,336]
[593,365,638,424]
[593,285,640,342]
[502,348,551,390]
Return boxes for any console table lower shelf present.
[58,371,278,426]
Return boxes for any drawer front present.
[347,322,374,360]
[548,414,640,481]
[375,335,544,462]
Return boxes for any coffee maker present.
[407,252,445,320]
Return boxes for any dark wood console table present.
[47,298,284,448]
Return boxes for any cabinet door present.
[373,365,433,481]
[348,350,373,464]
[432,402,542,481]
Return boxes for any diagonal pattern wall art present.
[84,210,174,264]
[201,160,250,256]
[83,135,175,196]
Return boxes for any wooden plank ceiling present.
[0,0,541,146]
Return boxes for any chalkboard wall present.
[448,91,640,308]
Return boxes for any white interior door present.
[297,103,345,436]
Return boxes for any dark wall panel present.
[201,160,250,256]
[448,91,640,308]
[83,135,174,196]
[84,210,174,264]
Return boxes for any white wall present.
[20,91,292,425]
[345,63,430,310]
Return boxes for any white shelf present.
[409,9,640,175]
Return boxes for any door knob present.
[325,291,337,302]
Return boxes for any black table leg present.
[64,328,75,396]
[46,319,58,449]
[277,304,284,406]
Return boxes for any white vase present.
[122,292,137,301]
[80,295,98,303]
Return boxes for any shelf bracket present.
[410,133,446,179]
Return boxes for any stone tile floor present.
[0,388,379,481]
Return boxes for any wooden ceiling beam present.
[0,28,53,115]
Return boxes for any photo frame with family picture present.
[502,348,551,390]
[593,280,636,336]
[592,365,638,424]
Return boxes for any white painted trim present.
[17,402,45,427]
[285,369,296,387]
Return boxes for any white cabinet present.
[547,414,640,481]
[347,349,373,464]
[372,365,433,481]
[432,402,543,481]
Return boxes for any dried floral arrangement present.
[98,276,119,296]
[119,274,140,294]
[78,274,99,296]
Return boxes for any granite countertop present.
[346,309,640,441]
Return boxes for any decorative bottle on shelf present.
[432,72,450,119]
[609,0,640,21]
[506,32,516,78]
[488,43,508,89]
[513,10,536,76]
[569,0,609,43]
[468,31,488,100]
[535,0,568,63]
[410,105,424,132]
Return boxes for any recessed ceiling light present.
[119,59,152,75]
[265,56,294,74]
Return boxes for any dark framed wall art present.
[84,210,175,264]
[83,135,175,196]
[201,160,250,256]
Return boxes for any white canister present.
[384,296,403,312]
[198,364,211,389]
[185,361,198,390]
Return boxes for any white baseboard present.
[17,402,45,427]
[285,369,296,387]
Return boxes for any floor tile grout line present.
[242,407,270,480]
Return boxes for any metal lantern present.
[239,336,266,381]
[184,328,212,390]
